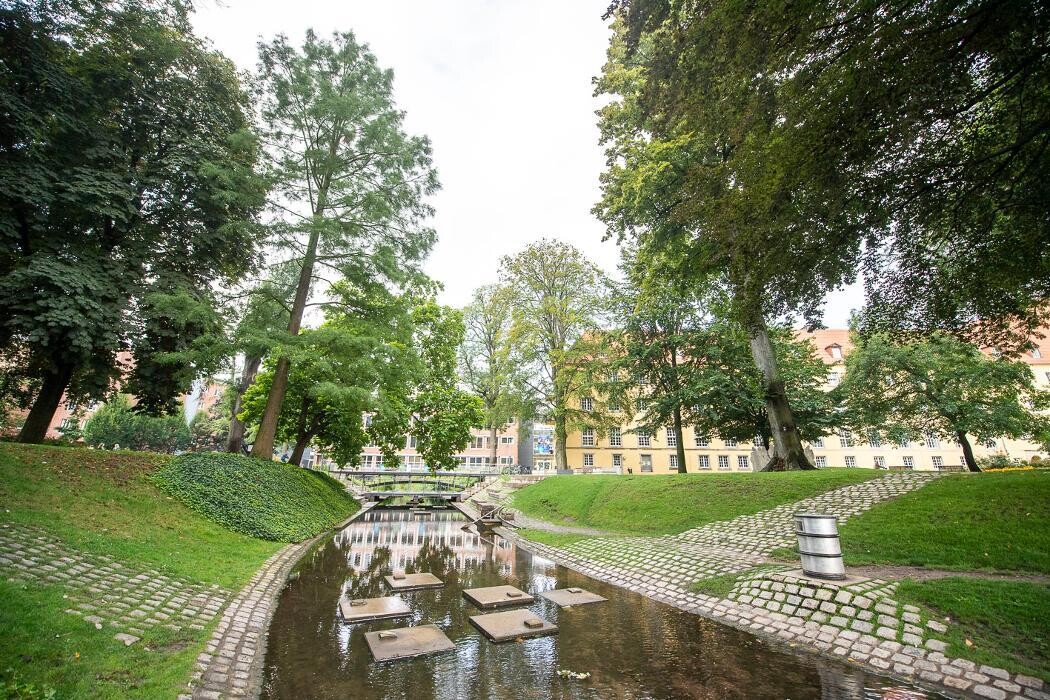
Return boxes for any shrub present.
[979,454,1026,471]
[152,452,357,541]
[82,396,190,453]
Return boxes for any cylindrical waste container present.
[794,513,845,580]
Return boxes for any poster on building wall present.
[534,433,553,455]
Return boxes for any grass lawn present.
[0,442,359,698]
[837,470,1050,573]
[512,469,880,536]
[897,578,1050,683]
[514,528,590,548]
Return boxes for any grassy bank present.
[898,578,1050,682]
[514,528,590,548]
[0,443,358,698]
[838,470,1050,573]
[512,469,879,536]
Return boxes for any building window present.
[698,455,711,470]
[640,455,652,472]
[811,437,824,448]
[737,455,750,470]
[637,431,651,447]
[609,427,622,447]
[815,456,828,468]
[932,455,943,469]
[666,428,678,447]
[612,454,622,468]
[867,432,882,448]
[580,397,593,411]
[924,434,939,449]
[827,371,840,386]
[724,437,738,447]
[830,344,843,360]
[839,430,853,448]
[844,456,857,468]
[669,454,678,469]
[583,453,594,467]
[902,456,914,469]
[1033,348,1042,359]
[582,428,595,447]
[717,455,730,471]
[695,434,709,448]
[470,436,487,449]
[406,435,417,449]
[873,456,886,469]
[500,436,514,444]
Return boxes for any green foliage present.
[0,666,56,700]
[838,471,1050,573]
[512,470,878,536]
[500,239,611,469]
[0,1,267,437]
[839,332,1049,470]
[81,396,189,453]
[897,578,1050,683]
[153,452,357,542]
[459,284,522,439]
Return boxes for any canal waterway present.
[261,507,943,699]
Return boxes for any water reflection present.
[262,509,942,700]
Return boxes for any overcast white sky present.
[192,0,862,328]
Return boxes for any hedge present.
[153,452,358,541]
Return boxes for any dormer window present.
[829,344,843,360]
[1033,348,1042,359]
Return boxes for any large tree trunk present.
[490,424,499,470]
[289,431,312,468]
[957,430,981,472]
[554,415,568,471]
[672,405,687,473]
[250,227,320,460]
[746,314,814,471]
[227,354,261,454]
[18,362,75,443]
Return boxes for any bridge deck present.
[333,470,497,478]
[363,490,461,500]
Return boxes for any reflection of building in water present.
[333,510,518,576]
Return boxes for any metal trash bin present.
[794,513,845,580]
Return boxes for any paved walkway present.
[497,473,1047,700]
[0,523,230,646]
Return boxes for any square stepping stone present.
[383,572,444,591]
[364,624,455,662]
[469,609,558,643]
[338,596,412,623]
[462,585,535,609]
[539,587,607,608]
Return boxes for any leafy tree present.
[248,30,438,459]
[594,11,856,470]
[838,333,1050,472]
[410,301,485,471]
[689,322,842,455]
[189,385,232,452]
[82,395,190,453]
[501,239,611,471]
[459,284,521,467]
[0,1,266,441]
[610,251,715,473]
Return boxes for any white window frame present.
[668,454,678,469]
[698,454,711,470]
[640,454,653,472]
[737,455,750,470]
[844,455,857,468]
[580,397,593,411]
[717,455,730,471]
[636,431,651,447]
[609,427,622,447]
[724,437,738,447]
[582,428,595,447]
[583,453,594,467]
[695,434,709,448]
[932,455,943,469]
[666,428,678,448]
[612,453,622,468]
[815,456,827,468]
[902,456,914,469]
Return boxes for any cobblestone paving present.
[0,523,229,646]
[498,473,1049,700]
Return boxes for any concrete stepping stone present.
[539,587,607,608]
[383,572,444,591]
[364,624,455,662]
[469,609,558,642]
[462,585,535,609]
[338,595,412,623]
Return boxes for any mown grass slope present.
[512,469,879,536]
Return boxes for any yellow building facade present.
[563,329,1050,474]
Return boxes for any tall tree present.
[411,302,485,471]
[838,332,1049,472]
[459,284,520,467]
[501,239,610,471]
[611,251,715,473]
[0,1,266,441]
[249,30,438,459]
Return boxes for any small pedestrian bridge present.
[330,468,503,502]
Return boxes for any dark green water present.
[261,508,941,699]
